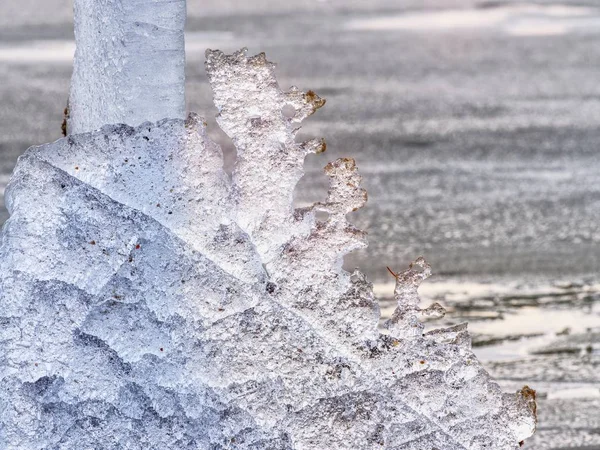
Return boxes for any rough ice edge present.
[0,49,536,449]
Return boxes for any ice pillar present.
[67,0,186,134]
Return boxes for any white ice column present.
[67,0,186,134]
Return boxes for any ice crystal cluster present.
[0,48,536,449]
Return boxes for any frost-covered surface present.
[0,49,535,449]
[67,0,186,134]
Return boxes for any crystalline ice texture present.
[67,0,186,134]
[0,49,536,449]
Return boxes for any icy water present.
[1,0,600,448]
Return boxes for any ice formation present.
[67,0,186,134]
[0,47,536,449]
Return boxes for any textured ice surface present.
[0,49,536,449]
[67,0,186,134]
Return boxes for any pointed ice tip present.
[409,256,431,274]
[304,90,326,112]
[300,138,326,154]
[317,139,327,153]
[205,48,225,61]
[324,157,356,173]
[507,385,538,443]
[233,47,249,61]
[420,302,446,320]
[518,385,537,421]
[393,257,432,287]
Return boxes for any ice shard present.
[0,45,536,448]
[67,0,186,134]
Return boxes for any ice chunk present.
[0,50,536,449]
[67,0,186,134]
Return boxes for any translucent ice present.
[0,50,536,449]
[67,0,186,134]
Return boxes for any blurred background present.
[1,0,599,448]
